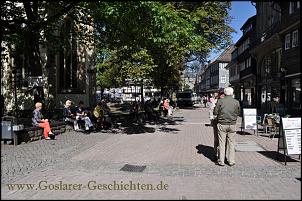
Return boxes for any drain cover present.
[235,141,266,152]
[120,164,146,172]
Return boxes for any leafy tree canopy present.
[89,1,234,91]
[1,1,234,94]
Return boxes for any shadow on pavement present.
[257,133,281,139]
[178,105,200,110]
[236,131,254,135]
[124,125,156,135]
[257,151,301,163]
[109,108,185,135]
[122,122,181,135]
[156,117,182,125]
[157,127,180,133]
[195,144,216,162]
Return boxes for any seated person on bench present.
[32,102,54,140]
[93,100,111,130]
[63,100,79,131]
[93,101,104,130]
[76,101,94,131]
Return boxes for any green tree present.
[90,1,234,98]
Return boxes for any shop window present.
[292,79,301,108]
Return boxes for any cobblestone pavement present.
[1,104,301,200]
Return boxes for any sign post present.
[242,108,258,135]
[277,117,301,165]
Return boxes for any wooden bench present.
[16,120,67,144]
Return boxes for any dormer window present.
[292,30,299,48]
[285,33,291,50]
[289,2,294,14]
[289,2,299,14]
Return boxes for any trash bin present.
[1,120,13,139]
[1,116,22,145]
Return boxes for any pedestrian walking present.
[213,87,240,166]
[202,96,207,108]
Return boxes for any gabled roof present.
[210,45,235,64]
[240,15,256,32]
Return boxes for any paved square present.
[235,141,266,152]
[1,105,301,200]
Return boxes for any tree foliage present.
[1,1,234,96]
[89,1,234,92]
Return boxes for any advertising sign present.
[243,108,257,130]
[284,129,301,155]
[282,118,301,155]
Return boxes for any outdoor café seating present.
[262,113,280,139]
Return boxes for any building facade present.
[250,1,300,116]
[207,46,234,96]
[1,5,96,118]
[278,1,300,116]
[195,46,233,97]
[230,15,257,107]
[250,2,282,115]
[226,48,241,100]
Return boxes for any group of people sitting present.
[63,99,111,132]
[32,97,176,140]
[159,98,174,117]
[129,98,174,122]
[32,99,112,140]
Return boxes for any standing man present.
[211,91,225,162]
[213,87,240,166]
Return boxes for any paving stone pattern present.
[1,105,301,200]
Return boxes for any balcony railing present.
[240,66,256,79]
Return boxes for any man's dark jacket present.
[213,95,240,125]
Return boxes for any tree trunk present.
[140,79,144,105]
[160,86,164,99]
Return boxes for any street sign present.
[243,108,257,130]
[284,129,301,155]
[277,117,301,165]
[282,118,301,130]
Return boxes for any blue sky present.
[208,1,256,61]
